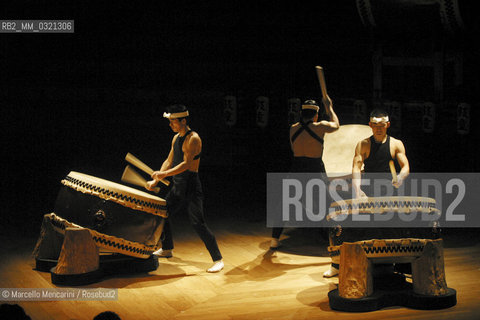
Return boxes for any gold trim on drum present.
[328,196,439,220]
[328,238,428,261]
[46,213,160,259]
[62,171,167,218]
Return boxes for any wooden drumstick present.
[121,165,160,193]
[389,160,398,185]
[125,152,170,186]
[315,66,328,98]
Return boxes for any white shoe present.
[323,265,339,278]
[207,260,224,273]
[270,238,280,249]
[152,249,172,258]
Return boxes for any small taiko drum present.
[53,171,167,258]
[328,196,439,220]
[327,196,441,264]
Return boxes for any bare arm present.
[163,135,200,177]
[289,124,297,151]
[145,136,176,191]
[151,134,201,182]
[160,137,176,171]
[393,139,410,187]
[352,140,367,198]
[317,95,340,133]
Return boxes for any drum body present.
[327,196,441,264]
[54,171,167,258]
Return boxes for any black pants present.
[272,156,327,240]
[160,172,222,262]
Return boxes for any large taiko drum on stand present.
[326,196,456,311]
[327,196,441,264]
[52,171,167,258]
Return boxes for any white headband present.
[163,111,189,119]
[302,104,320,112]
[370,116,389,123]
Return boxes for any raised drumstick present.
[121,165,160,193]
[389,160,398,185]
[125,152,170,186]
[315,66,328,98]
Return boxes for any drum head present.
[323,124,371,178]
[64,171,166,209]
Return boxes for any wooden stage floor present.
[1,215,480,320]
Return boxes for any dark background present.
[1,1,479,235]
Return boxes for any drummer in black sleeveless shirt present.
[324,109,411,277]
[146,104,224,273]
[270,97,340,249]
[352,109,410,198]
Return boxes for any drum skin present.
[323,124,372,178]
[328,196,440,244]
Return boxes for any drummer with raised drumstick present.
[270,96,340,249]
[146,104,224,273]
